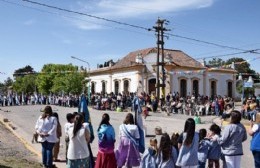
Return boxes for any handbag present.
[32,132,39,143]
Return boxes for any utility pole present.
[153,18,170,100]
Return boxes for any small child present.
[155,126,163,147]
[140,138,158,168]
[207,124,222,168]
[171,132,180,154]
[197,129,210,168]
[64,113,75,164]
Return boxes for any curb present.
[0,114,41,158]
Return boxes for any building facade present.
[89,48,236,98]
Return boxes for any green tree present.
[207,58,225,67]
[13,75,37,94]
[13,65,35,77]
[36,64,85,94]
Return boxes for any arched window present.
[91,82,95,94]
[123,80,129,94]
[180,79,187,98]
[192,80,199,98]
[210,80,217,98]
[114,81,119,95]
[101,81,106,94]
[228,81,233,98]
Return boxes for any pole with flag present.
[78,94,95,167]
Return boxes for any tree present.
[13,65,35,77]
[207,58,225,67]
[36,64,85,94]
[13,75,37,94]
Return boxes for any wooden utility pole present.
[153,18,170,99]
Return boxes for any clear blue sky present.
[0,0,260,83]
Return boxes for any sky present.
[0,0,260,83]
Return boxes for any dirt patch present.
[0,122,42,168]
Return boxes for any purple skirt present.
[116,137,141,167]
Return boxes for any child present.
[155,126,163,147]
[140,138,158,168]
[64,113,75,163]
[171,132,180,154]
[207,124,222,168]
[53,112,62,162]
[198,129,210,168]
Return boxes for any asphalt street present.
[0,105,254,168]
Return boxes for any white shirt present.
[119,124,140,139]
[252,124,259,132]
[35,116,58,143]
[67,126,90,160]
[64,122,73,137]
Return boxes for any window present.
[192,80,199,97]
[91,82,95,94]
[228,81,233,98]
[180,79,187,97]
[123,80,129,94]
[210,81,217,98]
[114,81,119,95]
[101,81,106,94]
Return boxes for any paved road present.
[0,105,254,168]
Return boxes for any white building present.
[89,47,237,98]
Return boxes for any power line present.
[22,0,151,31]
[1,0,258,55]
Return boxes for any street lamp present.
[71,56,91,102]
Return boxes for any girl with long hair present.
[156,133,178,167]
[116,113,141,168]
[95,113,117,168]
[67,113,90,168]
[176,118,199,168]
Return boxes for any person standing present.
[35,106,58,168]
[248,121,260,168]
[67,113,90,168]
[52,112,62,162]
[116,113,141,168]
[156,133,178,167]
[217,110,247,168]
[95,113,117,168]
[176,118,199,168]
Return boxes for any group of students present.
[35,105,260,168]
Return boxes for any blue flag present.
[132,95,145,154]
[78,94,95,143]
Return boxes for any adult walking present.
[116,113,141,168]
[176,118,199,168]
[35,106,58,168]
[248,121,260,168]
[95,113,117,168]
[67,113,91,168]
[217,110,247,168]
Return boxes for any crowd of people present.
[34,99,260,168]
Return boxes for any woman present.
[156,133,178,168]
[95,113,117,168]
[249,121,260,168]
[67,113,91,168]
[35,106,58,168]
[116,113,141,168]
[217,110,247,168]
[176,118,199,168]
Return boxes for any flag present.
[78,94,94,142]
[132,95,145,154]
